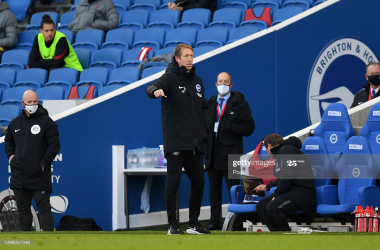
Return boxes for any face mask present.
[368,75,380,86]
[24,104,38,114]
[217,85,230,96]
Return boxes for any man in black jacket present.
[146,44,210,235]
[205,72,255,230]
[168,0,216,12]
[254,134,315,231]
[351,62,380,108]
[5,90,60,231]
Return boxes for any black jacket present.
[266,137,316,214]
[205,91,255,170]
[146,56,209,155]
[174,0,216,12]
[5,105,60,193]
[351,82,380,108]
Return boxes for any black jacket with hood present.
[266,136,316,214]
[5,105,60,193]
[146,56,209,155]
[351,82,380,108]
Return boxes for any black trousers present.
[165,150,204,226]
[13,188,54,231]
[208,168,240,226]
[256,194,300,231]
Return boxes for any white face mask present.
[24,104,38,114]
[217,85,230,96]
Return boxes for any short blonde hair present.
[174,44,193,58]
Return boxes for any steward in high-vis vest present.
[28,14,83,72]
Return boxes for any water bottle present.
[130,149,140,169]
[159,145,167,167]
[298,227,312,234]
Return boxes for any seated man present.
[168,0,216,12]
[0,1,17,51]
[28,15,83,72]
[69,0,119,33]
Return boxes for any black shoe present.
[186,222,211,234]
[167,223,184,235]
[205,223,221,230]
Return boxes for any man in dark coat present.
[351,62,380,108]
[5,90,60,231]
[205,72,255,230]
[255,134,316,231]
[146,44,210,235]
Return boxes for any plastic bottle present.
[298,227,312,234]
[158,145,167,168]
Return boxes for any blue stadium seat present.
[102,28,134,55]
[360,103,380,168]
[209,8,243,31]
[74,48,92,69]
[59,30,75,45]
[58,11,75,30]
[148,9,181,31]
[15,31,39,51]
[314,103,355,169]
[76,68,109,89]
[45,68,79,99]
[72,29,105,56]
[133,28,166,52]
[0,69,17,91]
[283,0,312,10]
[157,47,174,56]
[36,86,65,105]
[72,85,98,99]
[178,8,212,31]
[160,0,171,9]
[222,0,251,11]
[7,0,30,21]
[251,0,282,10]
[99,85,124,96]
[0,105,22,127]
[240,7,273,30]
[130,0,161,13]
[227,26,259,44]
[90,49,124,74]
[316,136,380,215]
[70,0,82,12]
[119,10,150,32]
[26,12,60,30]
[0,50,29,73]
[121,48,155,67]
[314,0,328,6]
[113,0,133,10]
[196,27,229,48]
[142,66,166,78]
[1,87,33,107]
[193,47,215,57]
[272,6,304,26]
[14,69,48,91]
[165,28,197,48]
[107,67,141,86]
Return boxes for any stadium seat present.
[90,49,124,74]
[133,28,166,52]
[119,10,150,32]
[301,136,334,187]
[147,9,181,31]
[71,85,98,99]
[59,30,75,45]
[141,66,166,78]
[7,0,30,21]
[0,105,22,127]
[160,0,171,9]
[222,0,251,11]
[15,31,39,51]
[107,67,141,86]
[314,0,328,6]
[0,69,17,91]
[316,136,380,216]
[196,27,229,48]
[45,68,79,99]
[58,11,75,30]
[99,85,124,96]
[36,86,65,105]
[130,0,161,13]
[14,69,48,91]
[165,28,197,48]
[314,103,355,169]
[209,8,243,31]
[0,50,30,73]
[113,0,132,10]
[272,7,304,26]
[251,0,282,10]
[227,26,260,44]
[76,68,109,89]
[240,7,273,30]
[72,29,105,56]
[70,0,82,12]
[178,8,212,31]
[121,48,155,67]
[74,48,92,69]
[193,47,215,57]
[102,29,134,55]
[26,12,60,30]
[1,87,33,107]
[283,0,312,11]
[157,47,174,56]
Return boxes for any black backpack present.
[58,216,103,231]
